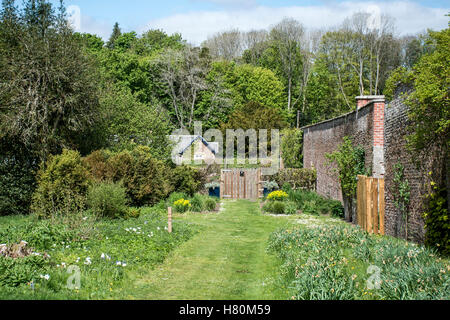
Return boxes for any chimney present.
[356,96,386,178]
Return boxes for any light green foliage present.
[87,182,129,219]
[0,207,194,298]
[326,137,367,199]
[268,224,450,300]
[97,84,173,159]
[211,61,286,112]
[281,128,303,168]
[31,150,91,218]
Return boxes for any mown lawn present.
[123,200,295,300]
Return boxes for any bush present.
[166,192,189,207]
[267,190,288,202]
[263,201,296,215]
[423,185,449,255]
[190,194,206,212]
[289,189,344,217]
[87,182,129,219]
[272,168,317,191]
[84,146,173,206]
[282,182,292,193]
[31,150,91,218]
[0,144,37,216]
[171,165,205,197]
[205,198,217,211]
[281,128,303,168]
[173,199,191,213]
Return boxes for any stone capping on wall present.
[301,99,373,132]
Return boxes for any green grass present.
[122,200,295,300]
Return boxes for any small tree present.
[281,128,303,168]
[326,137,368,222]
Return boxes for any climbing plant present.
[326,136,369,221]
[392,163,411,239]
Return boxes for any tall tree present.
[106,22,121,49]
[0,0,100,160]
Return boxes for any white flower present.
[61,262,66,268]
[116,261,122,266]
[66,245,70,249]
[40,274,50,280]
[101,253,105,259]
[84,257,92,265]
[157,227,160,231]
[82,217,88,221]
[122,263,127,267]
[76,257,80,263]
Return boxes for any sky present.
[50,0,449,44]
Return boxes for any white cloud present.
[139,1,449,45]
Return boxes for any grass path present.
[122,200,294,300]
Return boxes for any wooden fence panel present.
[220,169,261,200]
[357,175,385,235]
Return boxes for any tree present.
[0,0,100,161]
[152,46,229,129]
[202,29,243,61]
[270,18,304,112]
[106,22,121,49]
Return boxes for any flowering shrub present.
[267,190,288,202]
[174,199,191,213]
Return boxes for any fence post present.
[168,207,172,233]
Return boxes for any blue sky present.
[47,0,449,43]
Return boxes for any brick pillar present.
[356,96,386,178]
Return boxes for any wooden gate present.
[220,168,262,200]
[357,175,385,235]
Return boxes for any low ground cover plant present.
[268,223,450,300]
[0,207,195,299]
[288,189,344,218]
[171,193,219,213]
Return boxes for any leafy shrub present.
[166,192,188,206]
[190,194,206,212]
[263,181,279,192]
[173,199,191,213]
[263,201,295,215]
[31,150,91,218]
[281,128,303,168]
[87,182,129,219]
[267,190,288,201]
[171,165,205,197]
[423,184,449,255]
[84,146,173,206]
[282,182,292,193]
[0,255,48,287]
[205,198,217,211]
[289,189,344,217]
[125,207,141,219]
[272,168,317,191]
[0,142,38,216]
[330,200,345,218]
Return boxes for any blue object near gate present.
[209,187,220,198]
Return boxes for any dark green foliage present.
[272,168,317,191]
[106,22,121,49]
[170,165,205,197]
[0,141,37,216]
[424,185,449,255]
[0,255,48,287]
[87,182,129,219]
[392,163,411,239]
[288,189,343,216]
[0,0,101,161]
[205,198,217,211]
[83,146,173,206]
[31,150,91,218]
[281,128,303,168]
[190,194,206,212]
[263,200,297,215]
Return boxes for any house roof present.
[169,135,219,156]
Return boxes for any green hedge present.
[271,168,317,191]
